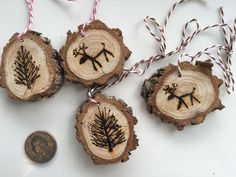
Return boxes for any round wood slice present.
[60,20,131,87]
[76,93,138,164]
[0,31,63,102]
[141,60,224,130]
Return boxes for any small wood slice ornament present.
[76,93,138,164]
[60,20,131,87]
[141,60,225,130]
[0,31,63,102]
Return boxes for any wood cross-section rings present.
[0,31,63,102]
[141,61,224,130]
[76,93,138,164]
[60,20,131,87]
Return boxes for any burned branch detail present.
[13,46,40,89]
[73,43,114,71]
[90,107,126,152]
[163,83,200,110]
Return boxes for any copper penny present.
[24,131,57,163]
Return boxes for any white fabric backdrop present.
[0,0,235,177]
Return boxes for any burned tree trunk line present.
[97,112,114,152]
[103,123,113,152]
[90,107,126,152]
[13,46,40,89]
[95,113,114,152]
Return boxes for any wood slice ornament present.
[141,60,224,130]
[60,20,131,87]
[76,93,138,164]
[0,31,63,102]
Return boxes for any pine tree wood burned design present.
[0,31,63,102]
[90,107,126,152]
[76,93,138,164]
[60,20,131,87]
[163,83,200,110]
[73,42,114,71]
[13,46,40,89]
[141,61,224,130]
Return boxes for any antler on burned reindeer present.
[163,83,200,110]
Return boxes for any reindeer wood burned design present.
[73,42,114,71]
[163,83,200,110]
[76,93,138,164]
[141,61,224,130]
[60,20,131,87]
[0,31,63,102]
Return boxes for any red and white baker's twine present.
[18,0,75,41]
[88,0,236,102]
[177,8,236,94]
[80,0,100,36]
[17,0,34,41]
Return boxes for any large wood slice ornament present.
[76,93,138,164]
[60,20,131,87]
[141,60,225,130]
[0,31,63,102]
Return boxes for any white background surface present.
[0,0,236,177]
